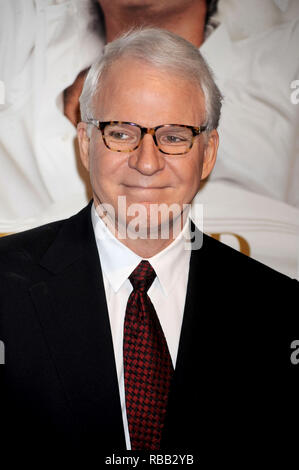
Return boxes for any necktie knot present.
[129,260,156,293]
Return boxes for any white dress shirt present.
[91,204,191,450]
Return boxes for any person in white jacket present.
[0,0,299,278]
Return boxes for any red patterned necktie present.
[123,260,174,450]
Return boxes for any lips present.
[123,184,169,189]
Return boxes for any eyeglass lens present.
[103,123,193,154]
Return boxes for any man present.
[0,28,298,466]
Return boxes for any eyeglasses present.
[86,120,207,155]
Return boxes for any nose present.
[128,133,165,175]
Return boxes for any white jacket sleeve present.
[0,0,36,110]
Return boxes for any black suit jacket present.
[0,202,298,467]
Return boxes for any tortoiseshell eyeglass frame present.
[86,119,207,155]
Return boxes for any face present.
[78,58,218,234]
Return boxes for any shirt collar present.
[91,203,191,296]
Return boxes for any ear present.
[77,122,90,171]
[201,129,219,180]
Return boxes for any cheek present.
[187,151,203,182]
[89,148,126,192]
[89,156,104,191]
[170,156,203,188]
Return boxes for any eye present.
[159,133,189,145]
[108,131,131,141]
[165,135,188,143]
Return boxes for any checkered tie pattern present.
[123,260,174,450]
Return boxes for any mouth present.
[123,184,169,190]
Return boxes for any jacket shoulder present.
[201,232,297,284]
[0,203,93,285]
[0,219,65,267]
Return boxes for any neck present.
[118,233,178,259]
[100,1,207,48]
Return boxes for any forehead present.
[94,58,206,127]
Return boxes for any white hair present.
[80,27,222,132]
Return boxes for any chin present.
[126,206,184,240]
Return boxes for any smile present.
[123,185,169,189]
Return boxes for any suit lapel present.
[29,203,126,449]
[161,223,207,450]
